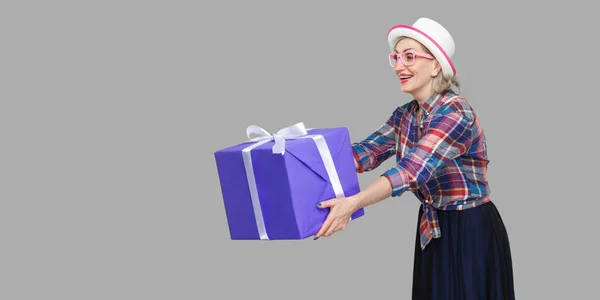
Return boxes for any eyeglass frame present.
[388,50,434,67]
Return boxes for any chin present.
[400,85,413,93]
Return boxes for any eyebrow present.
[395,47,415,53]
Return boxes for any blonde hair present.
[432,71,460,94]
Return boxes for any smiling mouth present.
[400,75,413,82]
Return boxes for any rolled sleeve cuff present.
[351,145,365,173]
[381,168,409,197]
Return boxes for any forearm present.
[351,113,398,173]
[349,176,393,210]
[352,143,394,173]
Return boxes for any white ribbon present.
[246,122,309,155]
[241,122,348,240]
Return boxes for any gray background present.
[2,0,598,299]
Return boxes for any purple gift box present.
[214,122,365,240]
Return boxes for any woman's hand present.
[313,196,361,239]
[313,176,393,240]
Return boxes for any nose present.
[394,60,405,74]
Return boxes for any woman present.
[314,17,515,299]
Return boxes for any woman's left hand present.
[313,196,360,239]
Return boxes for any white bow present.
[246,122,308,154]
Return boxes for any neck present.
[411,85,435,108]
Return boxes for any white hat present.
[387,17,456,79]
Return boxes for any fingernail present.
[317,202,322,206]
[314,237,319,240]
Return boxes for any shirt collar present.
[413,90,453,116]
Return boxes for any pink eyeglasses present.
[389,50,434,67]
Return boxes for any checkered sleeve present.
[382,110,473,197]
[351,111,398,173]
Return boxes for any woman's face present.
[392,38,439,96]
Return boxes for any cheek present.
[412,64,431,81]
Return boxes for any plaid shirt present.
[352,91,491,250]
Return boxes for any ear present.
[431,61,442,77]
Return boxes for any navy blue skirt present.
[412,201,515,300]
